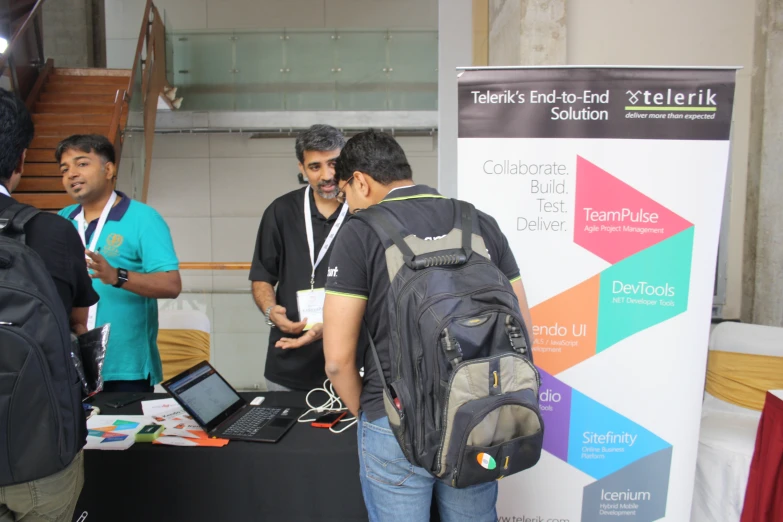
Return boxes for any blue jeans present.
[358,413,498,522]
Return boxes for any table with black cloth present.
[72,392,369,522]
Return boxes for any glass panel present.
[335,31,389,110]
[388,31,438,110]
[118,56,145,201]
[163,29,437,112]
[234,32,285,111]
[116,127,144,201]
[172,33,235,111]
[164,8,175,86]
[283,31,336,110]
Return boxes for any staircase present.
[15,67,130,211]
[3,0,168,211]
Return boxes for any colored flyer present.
[85,415,153,451]
[457,67,735,521]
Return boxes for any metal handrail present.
[114,0,167,202]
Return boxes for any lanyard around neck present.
[76,191,117,251]
[304,185,348,288]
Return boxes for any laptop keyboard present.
[223,407,282,437]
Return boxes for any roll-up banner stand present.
[456,67,737,522]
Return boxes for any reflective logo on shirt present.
[103,233,124,257]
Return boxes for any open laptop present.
[162,361,303,443]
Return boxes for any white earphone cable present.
[297,379,357,434]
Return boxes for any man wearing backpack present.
[0,89,98,521]
[323,130,535,521]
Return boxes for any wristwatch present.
[265,306,276,328]
[113,267,129,288]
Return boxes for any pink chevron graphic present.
[574,156,693,263]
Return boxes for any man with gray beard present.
[250,124,347,391]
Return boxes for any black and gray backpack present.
[0,202,84,486]
[355,199,543,488]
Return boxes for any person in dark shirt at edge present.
[250,124,348,391]
[0,89,99,521]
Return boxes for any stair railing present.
[113,0,167,203]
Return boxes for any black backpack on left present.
[0,202,84,486]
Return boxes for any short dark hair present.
[55,134,116,164]
[335,129,413,185]
[0,88,34,184]
[295,124,345,163]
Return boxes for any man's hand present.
[275,323,323,350]
[85,250,118,286]
[270,305,307,335]
[72,323,88,336]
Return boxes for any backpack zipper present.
[1,325,64,466]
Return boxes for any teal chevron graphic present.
[596,227,694,352]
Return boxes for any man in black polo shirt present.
[0,89,98,522]
[323,130,534,521]
[250,124,347,391]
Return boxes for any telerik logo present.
[627,90,642,105]
[626,88,717,108]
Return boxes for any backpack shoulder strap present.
[353,207,414,397]
[455,199,478,260]
[0,202,40,244]
[353,205,416,268]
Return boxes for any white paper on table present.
[141,398,188,421]
[153,436,200,447]
[159,419,204,438]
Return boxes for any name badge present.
[296,288,326,331]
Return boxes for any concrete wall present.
[43,0,94,67]
[749,0,783,326]
[149,133,438,389]
[105,0,438,68]
[438,0,471,198]
[489,0,566,66]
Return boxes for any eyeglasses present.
[336,176,354,204]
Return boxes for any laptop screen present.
[166,363,245,430]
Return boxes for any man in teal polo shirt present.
[57,134,182,393]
